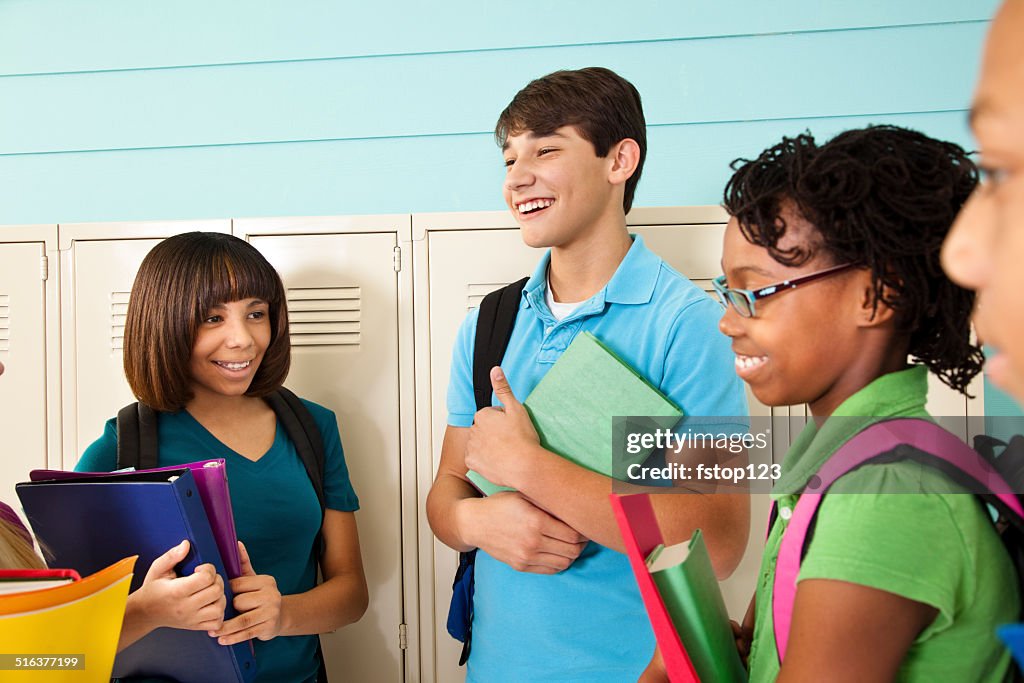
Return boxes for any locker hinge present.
[398,623,408,650]
[40,254,49,281]
[393,246,402,272]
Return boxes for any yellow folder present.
[0,556,136,682]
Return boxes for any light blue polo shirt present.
[447,234,747,682]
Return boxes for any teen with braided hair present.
[709,125,1016,682]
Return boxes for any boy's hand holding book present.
[465,366,543,491]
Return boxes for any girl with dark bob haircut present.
[77,232,368,682]
[122,231,291,411]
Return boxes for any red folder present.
[610,493,700,683]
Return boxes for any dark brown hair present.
[723,125,982,394]
[123,232,290,411]
[495,66,647,213]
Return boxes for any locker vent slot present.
[0,294,9,352]
[110,291,130,351]
[288,287,361,347]
[467,282,512,311]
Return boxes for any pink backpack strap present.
[772,418,1023,664]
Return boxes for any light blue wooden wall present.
[0,0,999,224]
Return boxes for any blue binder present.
[16,468,257,683]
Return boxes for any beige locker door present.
[927,372,969,441]
[61,220,231,463]
[249,232,404,683]
[65,238,161,462]
[425,229,537,682]
[0,241,48,511]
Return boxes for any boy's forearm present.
[510,445,750,573]
[510,444,634,550]
[426,471,480,552]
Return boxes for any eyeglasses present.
[712,263,856,318]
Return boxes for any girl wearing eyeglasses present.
[718,125,1017,682]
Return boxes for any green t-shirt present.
[748,366,1018,682]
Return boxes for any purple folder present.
[31,459,242,578]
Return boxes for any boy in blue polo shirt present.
[426,67,749,681]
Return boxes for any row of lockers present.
[0,206,983,682]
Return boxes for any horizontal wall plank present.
[0,0,999,76]
[0,23,986,156]
[0,111,972,225]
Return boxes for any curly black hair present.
[722,125,982,395]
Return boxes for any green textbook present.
[467,331,683,495]
[646,530,747,683]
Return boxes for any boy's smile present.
[501,126,622,249]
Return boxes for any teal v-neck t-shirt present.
[77,399,359,683]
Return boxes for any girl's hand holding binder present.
[214,541,284,645]
[119,539,227,650]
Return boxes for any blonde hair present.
[0,519,45,569]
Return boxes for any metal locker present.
[58,219,232,463]
[238,214,416,683]
[0,225,58,518]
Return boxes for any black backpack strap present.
[454,277,527,666]
[116,402,159,470]
[265,387,327,555]
[264,387,330,682]
[473,277,529,412]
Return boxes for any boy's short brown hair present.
[494,66,647,213]
[123,232,290,412]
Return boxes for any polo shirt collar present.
[522,234,660,312]
[772,365,930,498]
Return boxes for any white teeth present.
[735,355,768,371]
[517,199,554,213]
[217,360,251,370]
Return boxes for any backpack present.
[446,276,529,665]
[116,386,330,683]
[771,417,1024,670]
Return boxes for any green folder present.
[646,530,747,683]
[467,331,683,495]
